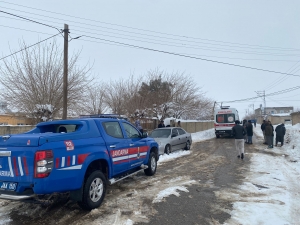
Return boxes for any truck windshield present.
[216,114,235,123]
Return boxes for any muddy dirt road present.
[0,137,258,225]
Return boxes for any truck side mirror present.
[142,132,148,138]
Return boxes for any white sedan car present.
[149,127,192,155]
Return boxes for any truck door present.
[121,122,148,169]
[102,121,130,175]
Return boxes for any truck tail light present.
[34,150,53,178]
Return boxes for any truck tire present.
[164,144,171,154]
[78,170,107,210]
[184,141,191,150]
[144,152,157,176]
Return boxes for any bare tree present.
[104,79,127,115]
[0,39,92,122]
[79,82,108,115]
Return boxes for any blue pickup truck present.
[0,116,159,210]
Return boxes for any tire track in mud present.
[137,137,255,225]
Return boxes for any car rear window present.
[150,129,171,138]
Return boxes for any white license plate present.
[0,182,17,191]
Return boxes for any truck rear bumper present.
[0,193,34,200]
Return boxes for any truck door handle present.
[130,143,134,146]
[110,145,116,148]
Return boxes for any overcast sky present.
[1,0,300,119]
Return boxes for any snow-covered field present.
[219,123,300,225]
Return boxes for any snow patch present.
[153,186,189,203]
[191,128,215,142]
[158,150,190,164]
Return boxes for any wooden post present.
[62,24,69,119]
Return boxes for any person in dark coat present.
[261,120,267,144]
[246,120,253,144]
[243,119,248,143]
[158,120,165,128]
[265,121,274,148]
[275,123,286,147]
[232,120,247,159]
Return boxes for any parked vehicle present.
[149,127,192,155]
[0,115,159,210]
[214,107,240,138]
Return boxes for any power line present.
[0,32,62,61]
[3,11,300,57]
[0,24,54,35]
[1,1,300,52]
[79,34,300,77]
[77,37,299,62]
[218,86,300,103]
[0,10,60,32]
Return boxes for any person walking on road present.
[275,123,286,147]
[246,120,253,144]
[232,120,246,160]
[261,120,267,144]
[265,121,274,148]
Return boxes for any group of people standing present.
[261,120,286,148]
[232,118,286,160]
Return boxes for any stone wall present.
[291,112,300,126]
[180,121,214,133]
[0,126,35,135]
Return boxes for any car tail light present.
[34,150,53,178]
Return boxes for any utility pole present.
[62,24,69,119]
[255,90,266,116]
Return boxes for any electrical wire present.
[4,14,300,61]
[2,11,300,57]
[1,2,300,52]
[0,24,54,35]
[78,34,300,77]
[0,10,60,32]
[218,86,300,103]
[0,32,62,61]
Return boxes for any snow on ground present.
[158,150,191,165]
[191,128,216,143]
[218,123,300,225]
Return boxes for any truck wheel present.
[184,141,191,150]
[216,134,220,138]
[144,152,157,176]
[78,171,107,210]
[164,144,171,154]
